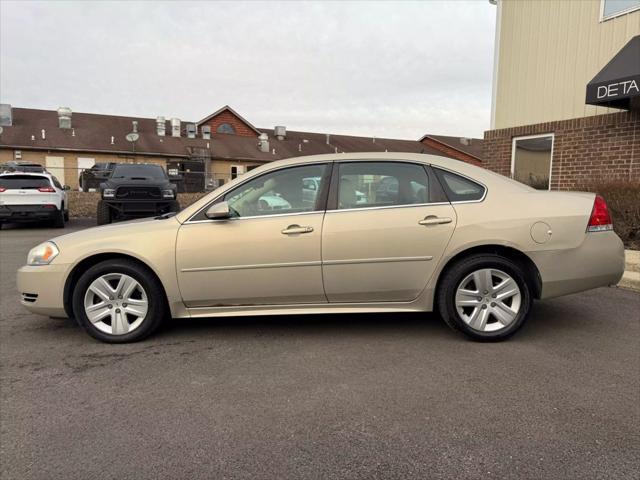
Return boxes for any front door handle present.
[418,216,453,226]
[281,224,314,235]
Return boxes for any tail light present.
[0,187,6,192]
[587,195,613,232]
[38,187,55,192]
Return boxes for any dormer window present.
[217,123,236,134]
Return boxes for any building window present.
[216,123,236,134]
[511,134,554,190]
[601,0,640,21]
[230,165,244,179]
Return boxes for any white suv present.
[0,172,69,229]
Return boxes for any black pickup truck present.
[97,164,179,225]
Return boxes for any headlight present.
[162,189,175,198]
[103,188,115,198]
[27,241,59,266]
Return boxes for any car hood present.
[47,216,182,266]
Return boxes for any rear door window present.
[0,175,52,190]
[335,162,430,209]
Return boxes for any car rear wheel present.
[96,200,111,225]
[72,259,166,343]
[437,254,532,341]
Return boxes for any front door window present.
[224,164,328,217]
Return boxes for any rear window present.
[0,175,52,189]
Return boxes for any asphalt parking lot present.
[1,219,639,480]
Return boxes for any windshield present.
[0,175,52,189]
[111,164,167,179]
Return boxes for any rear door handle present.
[419,216,453,226]
[281,224,314,235]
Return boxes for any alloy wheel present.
[455,268,522,332]
[83,273,148,335]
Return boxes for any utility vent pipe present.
[258,133,269,153]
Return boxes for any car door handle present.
[281,224,314,235]
[418,216,453,226]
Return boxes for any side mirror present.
[63,185,71,191]
[205,201,232,220]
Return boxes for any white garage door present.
[45,156,66,185]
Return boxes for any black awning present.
[586,35,640,109]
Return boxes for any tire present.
[52,208,65,228]
[169,200,181,213]
[72,259,167,343]
[96,200,111,225]
[64,208,69,222]
[437,254,532,342]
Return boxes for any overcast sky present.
[0,1,496,139]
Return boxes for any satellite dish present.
[125,133,139,142]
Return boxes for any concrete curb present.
[618,250,640,292]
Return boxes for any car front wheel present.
[72,259,166,343]
[437,254,532,341]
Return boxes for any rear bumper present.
[528,231,625,299]
[0,204,59,222]
[16,263,70,317]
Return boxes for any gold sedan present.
[17,153,625,342]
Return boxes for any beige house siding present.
[209,159,262,182]
[0,149,168,189]
[493,0,640,130]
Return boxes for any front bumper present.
[103,200,176,218]
[528,231,625,299]
[0,205,59,222]
[16,263,70,317]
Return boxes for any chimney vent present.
[258,133,269,153]
[460,137,471,146]
[201,125,211,139]
[156,116,166,136]
[132,121,138,133]
[171,118,181,137]
[41,129,46,140]
[0,104,12,126]
[274,126,286,140]
[57,107,72,129]
[110,136,115,145]
[326,134,331,145]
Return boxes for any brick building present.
[484,0,639,190]
[0,104,482,192]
